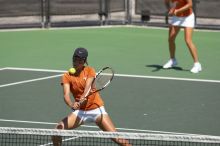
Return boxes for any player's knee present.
[52,123,63,145]
[56,123,64,130]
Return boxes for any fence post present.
[41,0,45,28]
[193,0,199,27]
[126,0,132,24]
[99,0,109,25]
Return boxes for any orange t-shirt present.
[61,66,104,110]
[172,0,193,17]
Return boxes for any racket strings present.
[94,70,113,90]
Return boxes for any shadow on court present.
[146,64,189,72]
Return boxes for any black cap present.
[73,47,88,60]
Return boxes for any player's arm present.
[174,0,193,15]
[79,77,95,104]
[63,83,77,109]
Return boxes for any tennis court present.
[0,26,220,145]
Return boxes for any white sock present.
[194,62,201,66]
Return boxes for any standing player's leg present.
[163,25,180,69]
[168,25,181,59]
[184,27,202,73]
[184,27,199,62]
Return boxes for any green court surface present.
[0,27,220,137]
[0,26,220,80]
[0,68,220,136]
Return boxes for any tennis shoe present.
[190,62,202,73]
[163,58,177,69]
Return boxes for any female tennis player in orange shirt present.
[52,47,131,146]
[163,0,202,73]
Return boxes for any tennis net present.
[0,127,220,146]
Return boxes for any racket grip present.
[71,102,80,112]
[71,98,87,112]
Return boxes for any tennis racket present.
[72,66,114,111]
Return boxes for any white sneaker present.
[163,59,177,69]
[190,62,202,73]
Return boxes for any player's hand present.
[173,9,178,16]
[79,97,87,104]
[168,8,175,16]
[72,102,80,110]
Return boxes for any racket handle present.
[71,98,86,112]
[71,102,80,112]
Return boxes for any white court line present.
[0,118,209,136]
[6,67,65,73]
[0,74,62,88]
[0,67,63,88]
[0,67,9,71]
[40,137,79,146]
[115,73,220,83]
[4,67,220,83]
[0,25,219,33]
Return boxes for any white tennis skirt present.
[169,13,195,28]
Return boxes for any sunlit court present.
[1,0,220,145]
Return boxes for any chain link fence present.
[0,0,220,29]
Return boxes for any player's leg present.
[169,25,181,59]
[95,114,132,146]
[184,27,202,73]
[184,27,199,62]
[163,25,180,68]
[52,113,82,146]
[96,114,116,131]
[184,26,201,63]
